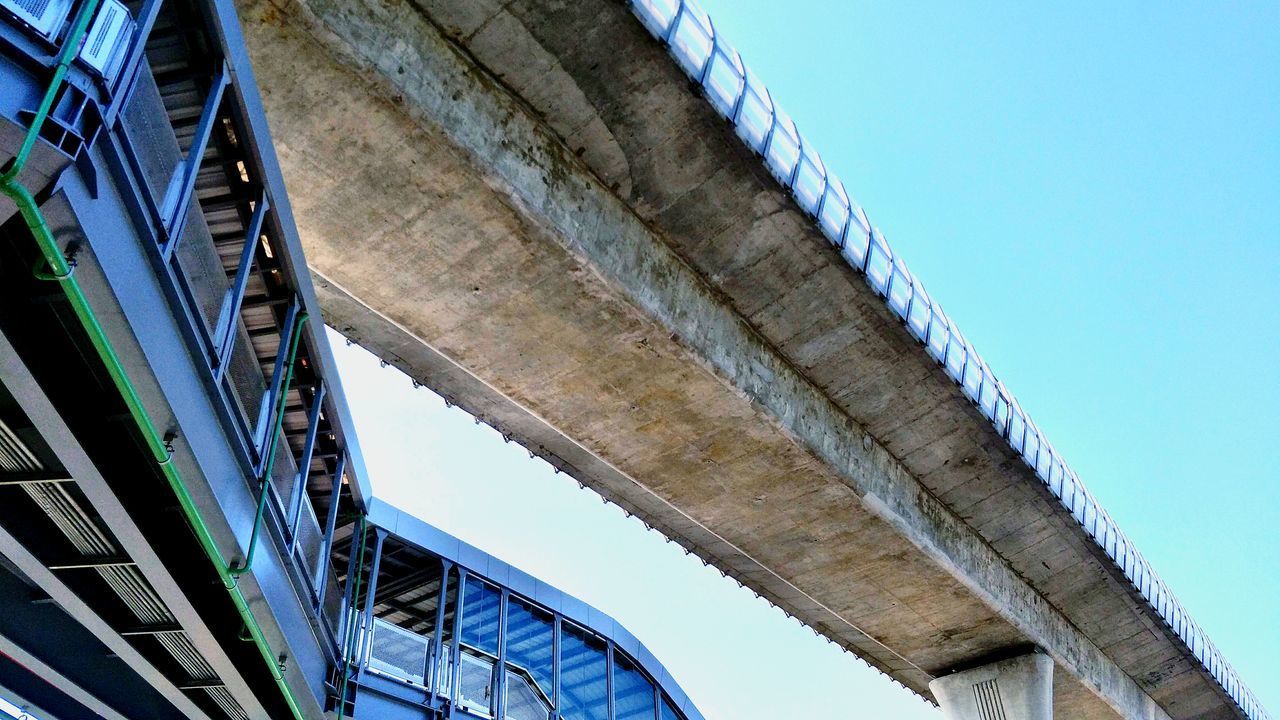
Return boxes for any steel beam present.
[0,644,132,720]
[0,327,273,719]
[0,523,213,720]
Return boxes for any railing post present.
[287,380,326,549]
[360,529,387,670]
[496,588,508,720]
[254,296,300,469]
[213,189,269,379]
[552,615,561,716]
[450,571,467,706]
[314,453,346,610]
[160,59,229,260]
[337,518,362,653]
[430,559,450,704]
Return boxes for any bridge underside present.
[236,0,1233,718]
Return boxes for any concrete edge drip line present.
[311,269,929,685]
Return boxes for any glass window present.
[792,149,825,214]
[925,309,949,361]
[734,71,772,151]
[704,47,743,117]
[764,112,800,185]
[841,205,871,268]
[458,577,500,714]
[865,231,892,294]
[506,599,554,700]
[633,0,680,36]
[461,579,501,655]
[560,625,608,720]
[943,331,966,381]
[670,8,713,78]
[505,668,551,720]
[818,181,850,245]
[1022,430,1040,467]
[886,263,912,317]
[961,349,983,399]
[906,285,930,340]
[660,697,682,720]
[613,655,656,720]
[978,375,998,418]
[992,393,1009,434]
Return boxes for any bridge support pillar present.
[929,653,1053,720]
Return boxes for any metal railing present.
[625,2,1268,718]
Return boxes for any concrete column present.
[929,653,1054,720]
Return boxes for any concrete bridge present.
[231,1,1267,719]
[0,0,1268,718]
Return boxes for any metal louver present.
[77,0,132,80]
[0,418,248,720]
[0,0,72,39]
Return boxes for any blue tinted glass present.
[506,599,554,700]
[614,656,656,720]
[660,697,682,720]
[460,579,501,655]
[560,626,608,720]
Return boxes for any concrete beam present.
[931,654,1055,720]
[237,0,1223,718]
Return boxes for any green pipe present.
[1,8,309,719]
[0,0,99,187]
[229,309,308,578]
[335,516,368,720]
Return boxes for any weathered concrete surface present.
[237,0,1239,718]
[931,653,1055,720]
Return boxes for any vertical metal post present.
[496,588,509,720]
[255,297,300,467]
[287,380,326,549]
[606,642,615,720]
[359,529,387,673]
[213,189,269,380]
[451,571,467,706]
[337,518,362,654]
[161,60,230,259]
[314,453,346,610]
[552,616,561,719]
[430,559,451,706]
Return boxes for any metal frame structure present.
[624,2,1268,718]
[335,500,705,720]
[0,0,369,717]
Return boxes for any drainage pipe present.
[0,5,309,718]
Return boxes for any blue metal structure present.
[622,2,1269,719]
[335,500,704,720]
[0,1,707,719]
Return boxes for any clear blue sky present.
[335,1,1278,717]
